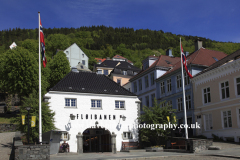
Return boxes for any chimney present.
[185,52,189,57]
[195,39,202,51]
[107,57,110,60]
[166,49,173,57]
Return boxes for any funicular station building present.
[44,70,140,153]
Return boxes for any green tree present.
[48,51,70,89]
[46,34,71,58]
[11,91,56,143]
[0,47,39,103]
[138,99,176,145]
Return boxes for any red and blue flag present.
[181,44,193,78]
[40,19,47,67]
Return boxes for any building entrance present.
[83,128,112,152]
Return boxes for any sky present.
[0,0,240,43]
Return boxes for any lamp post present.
[120,115,126,121]
[26,107,31,144]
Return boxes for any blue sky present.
[1,0,240,43]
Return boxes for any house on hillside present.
[93,55,141,86]
[57,43,89,69]
[44,70,140,153]
[155,40,227,137]
[129,51,180,112]
[192,49,240,142]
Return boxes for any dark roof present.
[130,55,180,81]
[194,49,240,77]
[113,55,133,63]
[157,48,227,80]
[94,60,140,71]
[49,71,136,96]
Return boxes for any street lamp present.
[70,114,76,120]
[26,107,31,144]
[120,115,126,121]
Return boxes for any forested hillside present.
[1,25,240,69]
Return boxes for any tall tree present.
[0,47,43,103]
[48,51,70,89]
[11,91,56,143]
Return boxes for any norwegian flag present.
[40,19,47,67]
[181,44,193,78]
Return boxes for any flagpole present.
[38,12,42,144]
[180,37,188,139]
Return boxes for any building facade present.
[130,52,180,112]
[155,41,227,137]
[44,71,140,152]
[63,43,89,68]
[192,49,240,142]
[93,56,141,86]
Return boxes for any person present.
[61,141,69,152]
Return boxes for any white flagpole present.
[38,12,42,144]
[180,37,188,139]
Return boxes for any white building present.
[63,43,89,68]
[44,71,140,153]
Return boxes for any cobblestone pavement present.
[142,155,237,160]
[0,132,16,160]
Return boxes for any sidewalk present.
[0,132,16,160]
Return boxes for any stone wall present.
[15,144,50,160]
[0,123,17,132]
[187,139,213,153]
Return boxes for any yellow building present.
[192,49,240,142]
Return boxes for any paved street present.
[0,132,15,160]
[51,142,240,160]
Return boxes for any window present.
[115,101,125,109]
[150,73,155,86]
[221,81,230,99]
[82,54,84,58]
[65,98,76,107]
[236,77,240,96]
[117,79,121,85]
[167,100,172,108]
[177,75,182,89]
[145,96,149,107]
[161,102,166,108]
[203,87,211,104]
[160,81,165,95]
[123,70,127,75]
[223,110,232,128]
[91,100,102,108]
[167,79,171,92]
[145,76,149,88]
[61,133,69,141]
[184,72,190,85]
[97,70,102,74]
[66,51,69,54]
[122,132,132,139]
[82,60,85,65]
[151,94,155,107]
[104,70,108,75]
[133,82,137,93]
[186,95,191,109]
[138,79,142,91]
[177,98,183,111]
[204,114,212,131]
